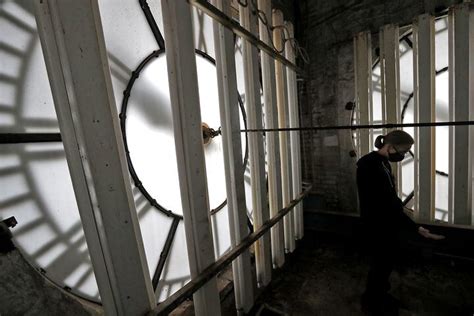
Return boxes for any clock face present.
[123,50,248,217]
[360,15,450,221]
[0,0,100,300]
[0,0,254,304]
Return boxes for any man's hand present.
[418,226,445,240]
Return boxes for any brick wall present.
[295,0,462,214]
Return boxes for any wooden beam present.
[34,1,155,314]
[160,1,221,315]
[257,0,285,267]
[354,31,373,156]
[239,2,272,286]
[273,10,295,253]
[150,186,311,316]
[212,0,254,313]
[380,24,403,194]
[285,22,304,240]
[413,13,436,222]
[448,4,474,225]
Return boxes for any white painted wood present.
[380,24,403,194]
[285,22,304,240]
[283,61,295,244]
[257,0,285,268]
[354,31,372,156]
[160,1,221,315]
[239,2,273,286]
[380,24,400,129]
[448,4,474,225]
[413,14,436,222]
[34,1,155,315]
[273,10,295,253]
[212,0,254,313]
[448,8,454,225]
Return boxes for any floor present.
[221,230,474,316]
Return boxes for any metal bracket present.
[0,216,17,253]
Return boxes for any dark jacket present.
[356,151,417,237]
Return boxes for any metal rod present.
[152,217,180,290]
[241,120,474,133]
[139,0,165,49]
[187,0,301,73]
[3,121,474,146]
[0,133,61,144]
[402,191,415,206]
[149,185,312,316]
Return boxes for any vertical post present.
[448,4,474,225]
[160,1,221,315]
[284,62,295,244]
[413,14,436,222]
[354,31,373,156]
[212,0,254,313]
[257,0,285,267]
[273,10,295,253]
[34,1,155,315]
[285,22,304,240]
[239,2,272,286]
[380,24,402,194]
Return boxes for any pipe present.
[149,184,312,315]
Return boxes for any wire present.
[243,0,310,64]
[241,120,474,133]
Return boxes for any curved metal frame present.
[119,48,249,220]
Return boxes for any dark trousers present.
[364,239,398,303]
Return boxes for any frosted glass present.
[126,55,228,214]
[0,1,57,133]
[368,17,450,222]
[156,223,190,302]
[1,0,252,304]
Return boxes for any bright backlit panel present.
[0,0,251,303]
